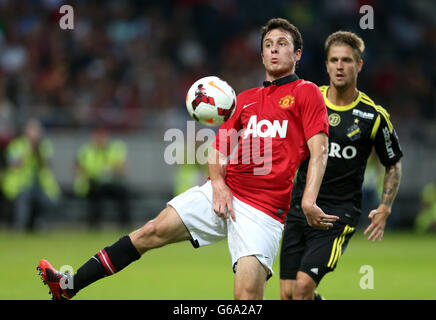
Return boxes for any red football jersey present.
[213,74,329,223]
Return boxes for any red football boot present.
[37,259,75,300]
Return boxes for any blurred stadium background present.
[0,0,435,300]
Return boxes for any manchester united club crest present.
[278,95,295,109]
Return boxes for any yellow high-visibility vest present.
[74,140,127,196]
[414,183,436,233]
[174,163,207,196]
[2,137,60,200]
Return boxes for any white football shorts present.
[167,180,284,277]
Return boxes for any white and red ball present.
[186,76,236,127]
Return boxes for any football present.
[186,76,237,126]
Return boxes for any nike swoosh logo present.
[243,102,257,109]
[208,80,227,95]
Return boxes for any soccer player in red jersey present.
[37,18,338,300]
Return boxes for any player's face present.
[326,45,363,90]
[262,29,301,80]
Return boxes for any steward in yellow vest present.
[74,128,130,228]
[2,119,60,230]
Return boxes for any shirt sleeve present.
[297,82,329,141]
[213,94,243,157]
[372,110,403,167]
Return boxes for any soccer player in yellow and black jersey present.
[279,31,403,300]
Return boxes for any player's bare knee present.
[130,219,165,252]
[280,285,293,300]
[294,278,314,300]
[146,219,170,245]
[234,286,262,300]
[143,219,157,237]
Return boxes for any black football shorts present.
[280,204,356,284]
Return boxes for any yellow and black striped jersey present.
[290,86,403,226]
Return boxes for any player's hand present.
[211,179,235,221]
[364,204,390,242]
[302,203,339,230]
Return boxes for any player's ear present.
[358,59,363,73]
[294,48,302,62]
[325,58,330,74]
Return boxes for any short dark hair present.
[260,18,303,53]
[325,31,365,61]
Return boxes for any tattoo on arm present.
[381,161,402,208]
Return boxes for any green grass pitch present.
[1,228,435,300]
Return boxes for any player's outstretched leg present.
[129,205,192,254]
[37,206,191,300]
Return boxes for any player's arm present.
[364,160,402,241]
[208,146,235,221]
[301,132,339,230]
[364,107,403,241]
[209,94,243,222]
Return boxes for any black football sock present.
[72,235,141,294]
